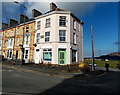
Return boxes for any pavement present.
[2,62,118,78]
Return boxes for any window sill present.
[45,27,50,28]
[59,41,66,43]
[59,25,67,27]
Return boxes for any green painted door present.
[58,50,66,65]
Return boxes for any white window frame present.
[59,16,66,26]
[45,18,50,28]
[17,28,20,35]
[26,35,29,45]
[45,32,50,42]
[16,38,20,46]
[24,50,29,59]
[78,24,81,32]
[37,21,41,30]
[0,33,2,39]
[4,40,7,47]
[25,26,29,33]
[10,30,14,36]
[73,20,77,30]
[36,33,40,43]
[59,30,66,42]
[43,49,52,62]
[73,33,76,44]
[8,38,14,47]
[0,40,1,47]
[7,50,12,59]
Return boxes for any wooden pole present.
[90,25,95,71]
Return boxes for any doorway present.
[58,49,66,65]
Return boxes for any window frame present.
[59,30,66,42]
[17,28,20,35]
[25,50,29,59]
[45,18,50,28]
[45,31,50,42]
[73,33,76,44]
[72,50,77,62]
[37,21,41,30]
[59,16,66,26]
[26,35,29,45]
[25,26,29,33]
[36,33,40,43]
[16,38,20,47]
[73,20,77,30]
[43,49,52,62]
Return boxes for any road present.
[2,66,120,95]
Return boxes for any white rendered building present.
[34,3,84,65]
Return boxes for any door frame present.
[58,49,66,65]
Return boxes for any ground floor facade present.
[34,43,83,65]
[2,47,34,63]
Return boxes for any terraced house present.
[1,12,37,63]
[34,3,84,65]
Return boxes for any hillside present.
[100,52,120,60]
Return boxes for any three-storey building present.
[34,3,84,65]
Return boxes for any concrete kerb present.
[2,64,108,79]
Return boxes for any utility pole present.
[90,25,95,71]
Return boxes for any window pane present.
[59,16,66,26]
[59,30,66,42]
[45,32,50,42]
[72,50,76,62]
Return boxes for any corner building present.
[34,7,84,65]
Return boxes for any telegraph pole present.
[90,25,95,71]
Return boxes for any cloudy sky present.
[2,0,119,57]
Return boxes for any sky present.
[1,0,119,57]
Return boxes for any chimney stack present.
[50,2,57,11]
[32,9,42,18]
[9,19,18,27]
[19,14,29,23]
[2,23,8,30]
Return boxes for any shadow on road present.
[38,71,120,95]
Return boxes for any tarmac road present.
[2,65,120,95]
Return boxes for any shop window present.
[43,49,52,62]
